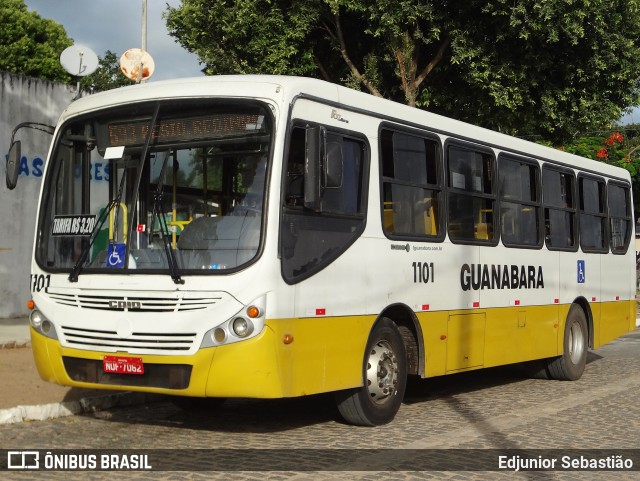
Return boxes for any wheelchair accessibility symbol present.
[107,243,126,268]
[577,260,585,284]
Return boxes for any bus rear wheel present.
[547,304,588,381]
[335,318,407,426]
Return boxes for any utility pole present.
[141,0,147,52]
[137,0,148,83]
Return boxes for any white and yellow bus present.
[8,76,636,426]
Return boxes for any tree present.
[0,0,73,83]
[165,0,640,143]
[557,127,640,212]
[80,51,131,92]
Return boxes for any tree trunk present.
[396,35,451,108]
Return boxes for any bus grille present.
[63,357,191,389]
[48,290,220,312]
[60,326,197,352]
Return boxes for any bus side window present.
[446,144,496,244]
[499,155,542,248]
[578,175,608,253]
[380,129,442,239]
[542,166,577,251]
[608,182,632,254]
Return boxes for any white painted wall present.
[0,71,75,318]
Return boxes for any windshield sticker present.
[106,243,126,268]
[51,215,97,236]
[104,146,125,159]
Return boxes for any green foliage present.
[79,51,131,92]
[0,0,73,82]
[165,0,640,144]
[0,1,128,92]
[561,137,611,160]
[550,127,640,211]
[449,0,640,144]
[165,0,321,77]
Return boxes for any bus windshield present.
[36,99,272,276]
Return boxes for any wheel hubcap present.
[366,340,398,404]
[568,321,584,364]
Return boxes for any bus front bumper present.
[29,325,289,399]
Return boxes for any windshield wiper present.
[68,172,128,282]
[148,151,184,285]
[126,104,183,285]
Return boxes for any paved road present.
[1,329,639,480]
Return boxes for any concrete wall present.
[0,71,76,318]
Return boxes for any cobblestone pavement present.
[1,329,639,481]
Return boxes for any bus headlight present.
[29,310,44,329]
[213,328,226,343]
[41,320,53,335]
[29,309,58,340]
[232,317,254,338]
[200,297,266,348]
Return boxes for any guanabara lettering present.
[460,264,544,291]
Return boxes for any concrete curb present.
[0,341,31,349]
[0,340,165,424]
[0,392,163,425]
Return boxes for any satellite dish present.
[120,48,155,81]
[60,45,99,77]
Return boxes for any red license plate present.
[103,356,144,375]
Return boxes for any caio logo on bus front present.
[108,300,141,310]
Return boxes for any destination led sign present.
[107,113,265,147]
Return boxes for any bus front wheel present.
[335,318,407,426]
[547,304,588,381]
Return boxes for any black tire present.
[335,318,407,426]
[521,359,551,379]
[547,304,588,381]
[171,396,227,411]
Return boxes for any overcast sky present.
[24,0,204,81]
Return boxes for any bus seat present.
[475,208,492,239]
[475,223,490,240]
[383,202,395,232]
[478,208,492,224]
[177,216,218,250]
[414,198,436,235]
[177,214,260,269]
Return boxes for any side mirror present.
[324,137,343,189]
[303,126,345,211]
[304,126,322,212]
[6,141,21,190]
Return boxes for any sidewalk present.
[0,316,30,348]
[0,317,159,424]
